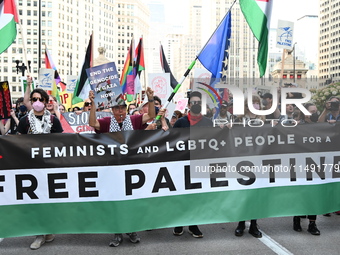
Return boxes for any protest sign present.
[86,62,122,109]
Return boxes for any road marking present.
[259,231,294,255]
[0,238,4,243]
[245,222,293,255]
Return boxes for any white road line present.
[259,231,294,255]
[245,222,294,255]
[0,238,4,243]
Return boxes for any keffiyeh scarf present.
[109,115,134,132]
[28,109,52,134]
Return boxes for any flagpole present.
[197,0,237,57]
[155,58,197,120]
[17,23,31,76]
[156,1,237,120]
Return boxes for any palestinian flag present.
[72,35,93,105]
[134,37,145,75]
[0,0,19,54]
[239,0,273,77]
[160,44,178,89]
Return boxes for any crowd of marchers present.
[1,78,339,249]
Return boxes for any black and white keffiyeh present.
[109,115,134,132]
[28,109,52,134]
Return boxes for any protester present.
[170,113,178,127]
[233,95,263,238]
[261,93,281,121]
[127,103,137,115]
[88,87,156,247]
[172,91,212,238]
[234,95,265,126]
[131,109,140,115]
[296,103,318,124]
[214,100,233,128]
[16,87,63,249]
[0,109,19,135]
[317,96,340,123]
[82,99,92,112]
[139,95,170,131]
[59,103,66,114]
[278,104,296,125]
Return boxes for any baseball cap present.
[221,100,228,107]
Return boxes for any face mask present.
[32,101,45,112]
[19,105,27,112]
[191,104,201,114]
[155,106,160,115]
[310,112,319,123]
[262,99,268,106]
[253,103,260,110]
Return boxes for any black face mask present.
[155,106,160,115]
[310,112,319,123]
[190,104,201,114]
[19,105,27,113]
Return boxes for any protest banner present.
[0,123,339,238]
[61,111,112,133]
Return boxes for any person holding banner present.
[88,87,156,247]
[139,95,170,131]
[89,87,156,133]
[172,91,212,238]
[16,87,63,249]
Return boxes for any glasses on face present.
[190,100,202,105]
[31,97,44,102]
[84,102,91,107]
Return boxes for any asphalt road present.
[1,214,339,255]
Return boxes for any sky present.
[270,0,319,27]
[153,0,320,28]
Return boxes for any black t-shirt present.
[173,115,213,128]
[17,115,63,134]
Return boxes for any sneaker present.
[45,234,55,243]
[323,213,331,217]
[188,225,203,238]
[126,232,140,243]
[173,227,184,236]
[307,222,320,235]
[109,234,123,247]
[30,235,46,250]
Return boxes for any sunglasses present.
[190,100,202,105]
[84,102,91,106]
[31,97,44,102]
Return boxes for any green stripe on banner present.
[1,182,340,238]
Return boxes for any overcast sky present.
[271,0,319,27]
[157,0,320,28]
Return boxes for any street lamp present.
[15,60,31,76]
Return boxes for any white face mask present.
[32,101,45,112]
